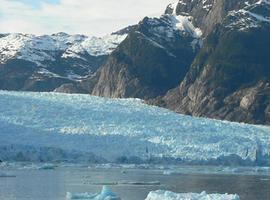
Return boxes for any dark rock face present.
[91,0,270,124]
[0,59,80,92]
[0,60,35,90]
[92,15,200,99]
[154,0,270,125]
[165,0,258,35]
[54,83,87,94]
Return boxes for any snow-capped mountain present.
[157,0,270,125]
[0,0,270,125]
[0,32,127,67]
[1,90,270,165]
[89,0,270,125]
[0,31,127,92]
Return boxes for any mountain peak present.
[165,0,270,35]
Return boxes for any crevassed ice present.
[0,91,270,162]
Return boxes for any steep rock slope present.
[92,13,202,99]
[157,0,270,124]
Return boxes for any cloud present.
[0,0,174,36]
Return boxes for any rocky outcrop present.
[154,0,270,124]
[92,0,270,124]
[54,83,87,94]
[165,0,259,35]
[92,14,201,99]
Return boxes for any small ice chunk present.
[38,164,57,170]
[66,186,121,200]
[66,192,98,199]
[163,170,181,175]
[99,186,120,200]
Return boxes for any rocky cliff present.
[92,0,270,124]
[153,0,270,124]
[92,10,202,98]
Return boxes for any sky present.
[0,0,174,36]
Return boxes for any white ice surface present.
[145,190,240,200]
[0,91,270,163]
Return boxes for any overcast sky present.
[0,0,174,36]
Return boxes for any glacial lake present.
[1,165,270,200]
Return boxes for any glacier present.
[0,91,270,165]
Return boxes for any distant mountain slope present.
[1,91,270,165]
[0,31,127,92]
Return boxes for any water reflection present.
[0,167,270,200]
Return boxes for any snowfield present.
[0,33,127,66]
[145,191,240,200]
[0,91,270,164]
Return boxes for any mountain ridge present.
[0,31,127,92]
[90,0,270,125]
[0,0,270,125]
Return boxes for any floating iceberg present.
[66,186,121,200]
[145,191,240,200]
[38,163,57,170]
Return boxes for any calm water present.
[1,167,270,200]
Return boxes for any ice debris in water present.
[66,186,121,200]
[145,190,240,200]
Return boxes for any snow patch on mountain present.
[170,15,202,38]
[141,14,202,52]
[164,1,203,49]
[226,0,270,30]
[62,34,127,58]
